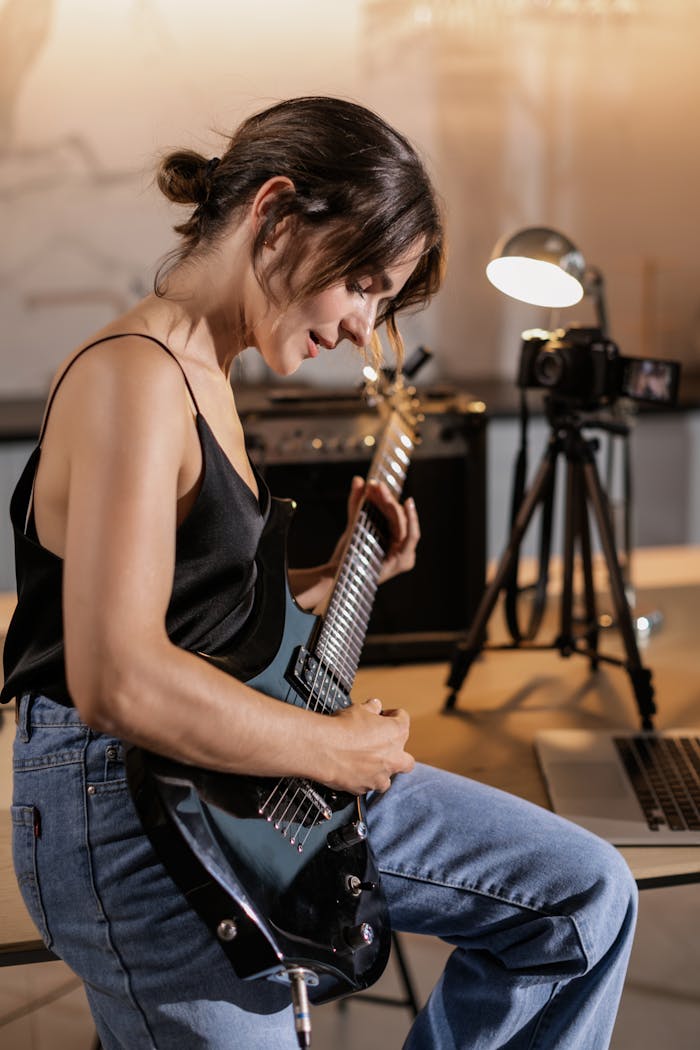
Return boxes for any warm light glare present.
[362,365,378,382]
[486,257,585,308]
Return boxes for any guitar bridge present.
[287,647,352,714]
[259,777,333,852]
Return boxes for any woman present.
[2,97,636,1049]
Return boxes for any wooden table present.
[1,546,699,965]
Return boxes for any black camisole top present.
[0,333,270,707]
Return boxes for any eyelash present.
[349,280,368,299]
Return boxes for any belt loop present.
[15,694,34,742]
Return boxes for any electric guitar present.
[125,376,422,1032]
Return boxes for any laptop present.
[535,729,700,845]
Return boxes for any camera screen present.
[621,358,680,404]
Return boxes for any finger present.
[371,486,408,547]
[399,752,416,774]
[348,475,365,515]
[405,497,421,544]
[363,696,383,714]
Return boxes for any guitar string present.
[308,459,389,708]
[268,515,399,832]
[317,518,378,689]
[304,464,402,734]
[260,416,413,841]
[312,418,405,690]
[307,423,409,714]
[289,439,407,798]
[306,500,376,708]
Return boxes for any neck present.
[152,228,254,376]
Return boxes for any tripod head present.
[543,395,631,441]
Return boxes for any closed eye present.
[349,270,394,301]
[348,280,369,299]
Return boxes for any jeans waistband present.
[16,693,85,742]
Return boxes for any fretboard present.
[314,412,415,691]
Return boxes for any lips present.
[307,332,321,358]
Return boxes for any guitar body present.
[126,498,391,1003]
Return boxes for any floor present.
[1,593,699,1048]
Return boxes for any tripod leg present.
[576,467,600,667]
[581,458,656,729]
[556,457,599,662]
[444,450,558,710]
[557,457,578,655]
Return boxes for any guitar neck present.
[314,409,415,691]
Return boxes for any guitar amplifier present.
[241,385,487,663]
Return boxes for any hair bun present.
[157,149,210,205]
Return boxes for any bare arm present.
[57,342,413,794]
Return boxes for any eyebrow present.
[377,271,393,293]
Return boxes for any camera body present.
[518,326,680,409]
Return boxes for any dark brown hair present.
[155,97,445,362]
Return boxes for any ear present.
[250,176,296,246]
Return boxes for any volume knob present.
[344,922,375,952]
[327,820,368,851]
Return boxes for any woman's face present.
[246,241,423,377]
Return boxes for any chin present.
[271,359,302,378]
[256,345,302,377]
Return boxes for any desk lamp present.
[486,225,609,336]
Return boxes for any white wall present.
[2,0,700,396]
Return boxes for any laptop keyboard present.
[614,735,700,832]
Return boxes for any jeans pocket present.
[11,804,54,949]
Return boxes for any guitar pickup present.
[287,647,352,714]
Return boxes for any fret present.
[353,538,384,572]
[337,574,375,615]
[313,392,419,688]
[340,550,379,591]
[329,598,372,642]
[321,582,375,629]
[379,471,400,495]
[387,458,406,481]
[328,589,373,633]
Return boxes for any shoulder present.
[44,334,193,456]
[53,333,188,400]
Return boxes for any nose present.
[340,297,378,348]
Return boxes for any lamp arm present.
[584,265,609,338]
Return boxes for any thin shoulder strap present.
[37,332,201,445]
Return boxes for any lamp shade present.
[486,227,586,309]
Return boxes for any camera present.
[518,326,680,409]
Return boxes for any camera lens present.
[534,349,564,388]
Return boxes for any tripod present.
[444,396,656,730]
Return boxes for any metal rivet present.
[216,919,238,942]
[105,746,118,760]
[87,785,96,795]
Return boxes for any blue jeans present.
[12,694,637,1049]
